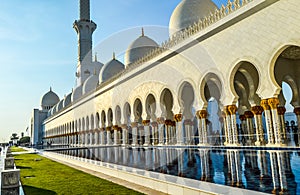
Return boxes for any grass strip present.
[10,146,27,152]
[14,153,143,195]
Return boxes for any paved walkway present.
[44,154,167,195]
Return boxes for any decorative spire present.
[93,68,97,75]
[113,52,116,60]
[50,87,52,91]
[94,52,98,62]
[79,0,90,20]
[141,27,144,36]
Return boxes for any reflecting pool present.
[54,147,300,194]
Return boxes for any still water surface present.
[56,147,300,194]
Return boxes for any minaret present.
[73,0,97,86]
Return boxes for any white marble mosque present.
[30,0,300,149]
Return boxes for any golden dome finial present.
[113,52,116,60]
[141,27,144,36]
[94,52,98,62]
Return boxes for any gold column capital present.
[294,107,300,115]
[197,110,207,119]
[277,106,286,115]
[174,114,182,122]
[268,97,279,109]
[121,124,128,129]
[165,119,173,126]
[157,117,165,124]
[251,106,264,115]
[151,122,158,127]
[112,125,119,130]
[227,105,237,115]
[239,115,246,121]
[260,99,270,110]
[131,122,138,127]
[244,111,254,119]
[142,120,150,126]
[106,126,111,131]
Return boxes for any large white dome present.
[124,30,159,66]
[169,0,217,37]
[41,88,60,110]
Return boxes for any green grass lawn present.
[14,153,143,195]
[10,146,27,152]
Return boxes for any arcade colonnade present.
[44,44,300,148]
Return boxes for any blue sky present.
[0,0,292,142]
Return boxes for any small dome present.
[100,54,125,83]
[41,88,60,110]
[63,93,72,107]
[169,0,217,37]
[56,99,64,112]
[72,85,83,102]
[124,29,159,66]
[83,74,98,94]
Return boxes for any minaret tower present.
[73,0,97,86]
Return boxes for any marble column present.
[174,114,184,145]
[157,117,165,145]
[151,122,158,145]
[113,125,119,145]
[94,130,99,145]
[171,121,177,144]
[197,111,203,145]
[239,115,246,145]
[198,110,208,145]
[293,107,300,146]
[138,125,144,145]
[244,111,254,145]
[106,127,112,145]
[228,105,239,145]
[121,124,128,146]
[184,119,193,145]
[251,106,265,146]
[224,107,233,145]
[131,122,138,146]
[268,98,282,146]
[261,99,275,145]
[100,128,105,145]
[277,106,287,145]
[165,120,172,145]
[143,120,151,146]
[221,112,228,145]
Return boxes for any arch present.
[200,72,223,107]
[78,119,81,131]
[273,45,300,107]
[269,43,300,95]
[230,61,260,108]
[178,81,195,119]
[82,117,85,131]
[86,116,89,130]
[133,98,143,123]
[95,112,100,129]
[101,110,106,128]
[145,94,156,120]
[160,88,174,120]
[107,108,113,127]
[123,102,131,124]
[91,114,94,130]
[115,105,122,125]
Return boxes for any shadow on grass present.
[23,185,57,195]
[16,166,32,169]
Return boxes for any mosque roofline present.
[43,0,276,123]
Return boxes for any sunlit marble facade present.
[30,0,300,151]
